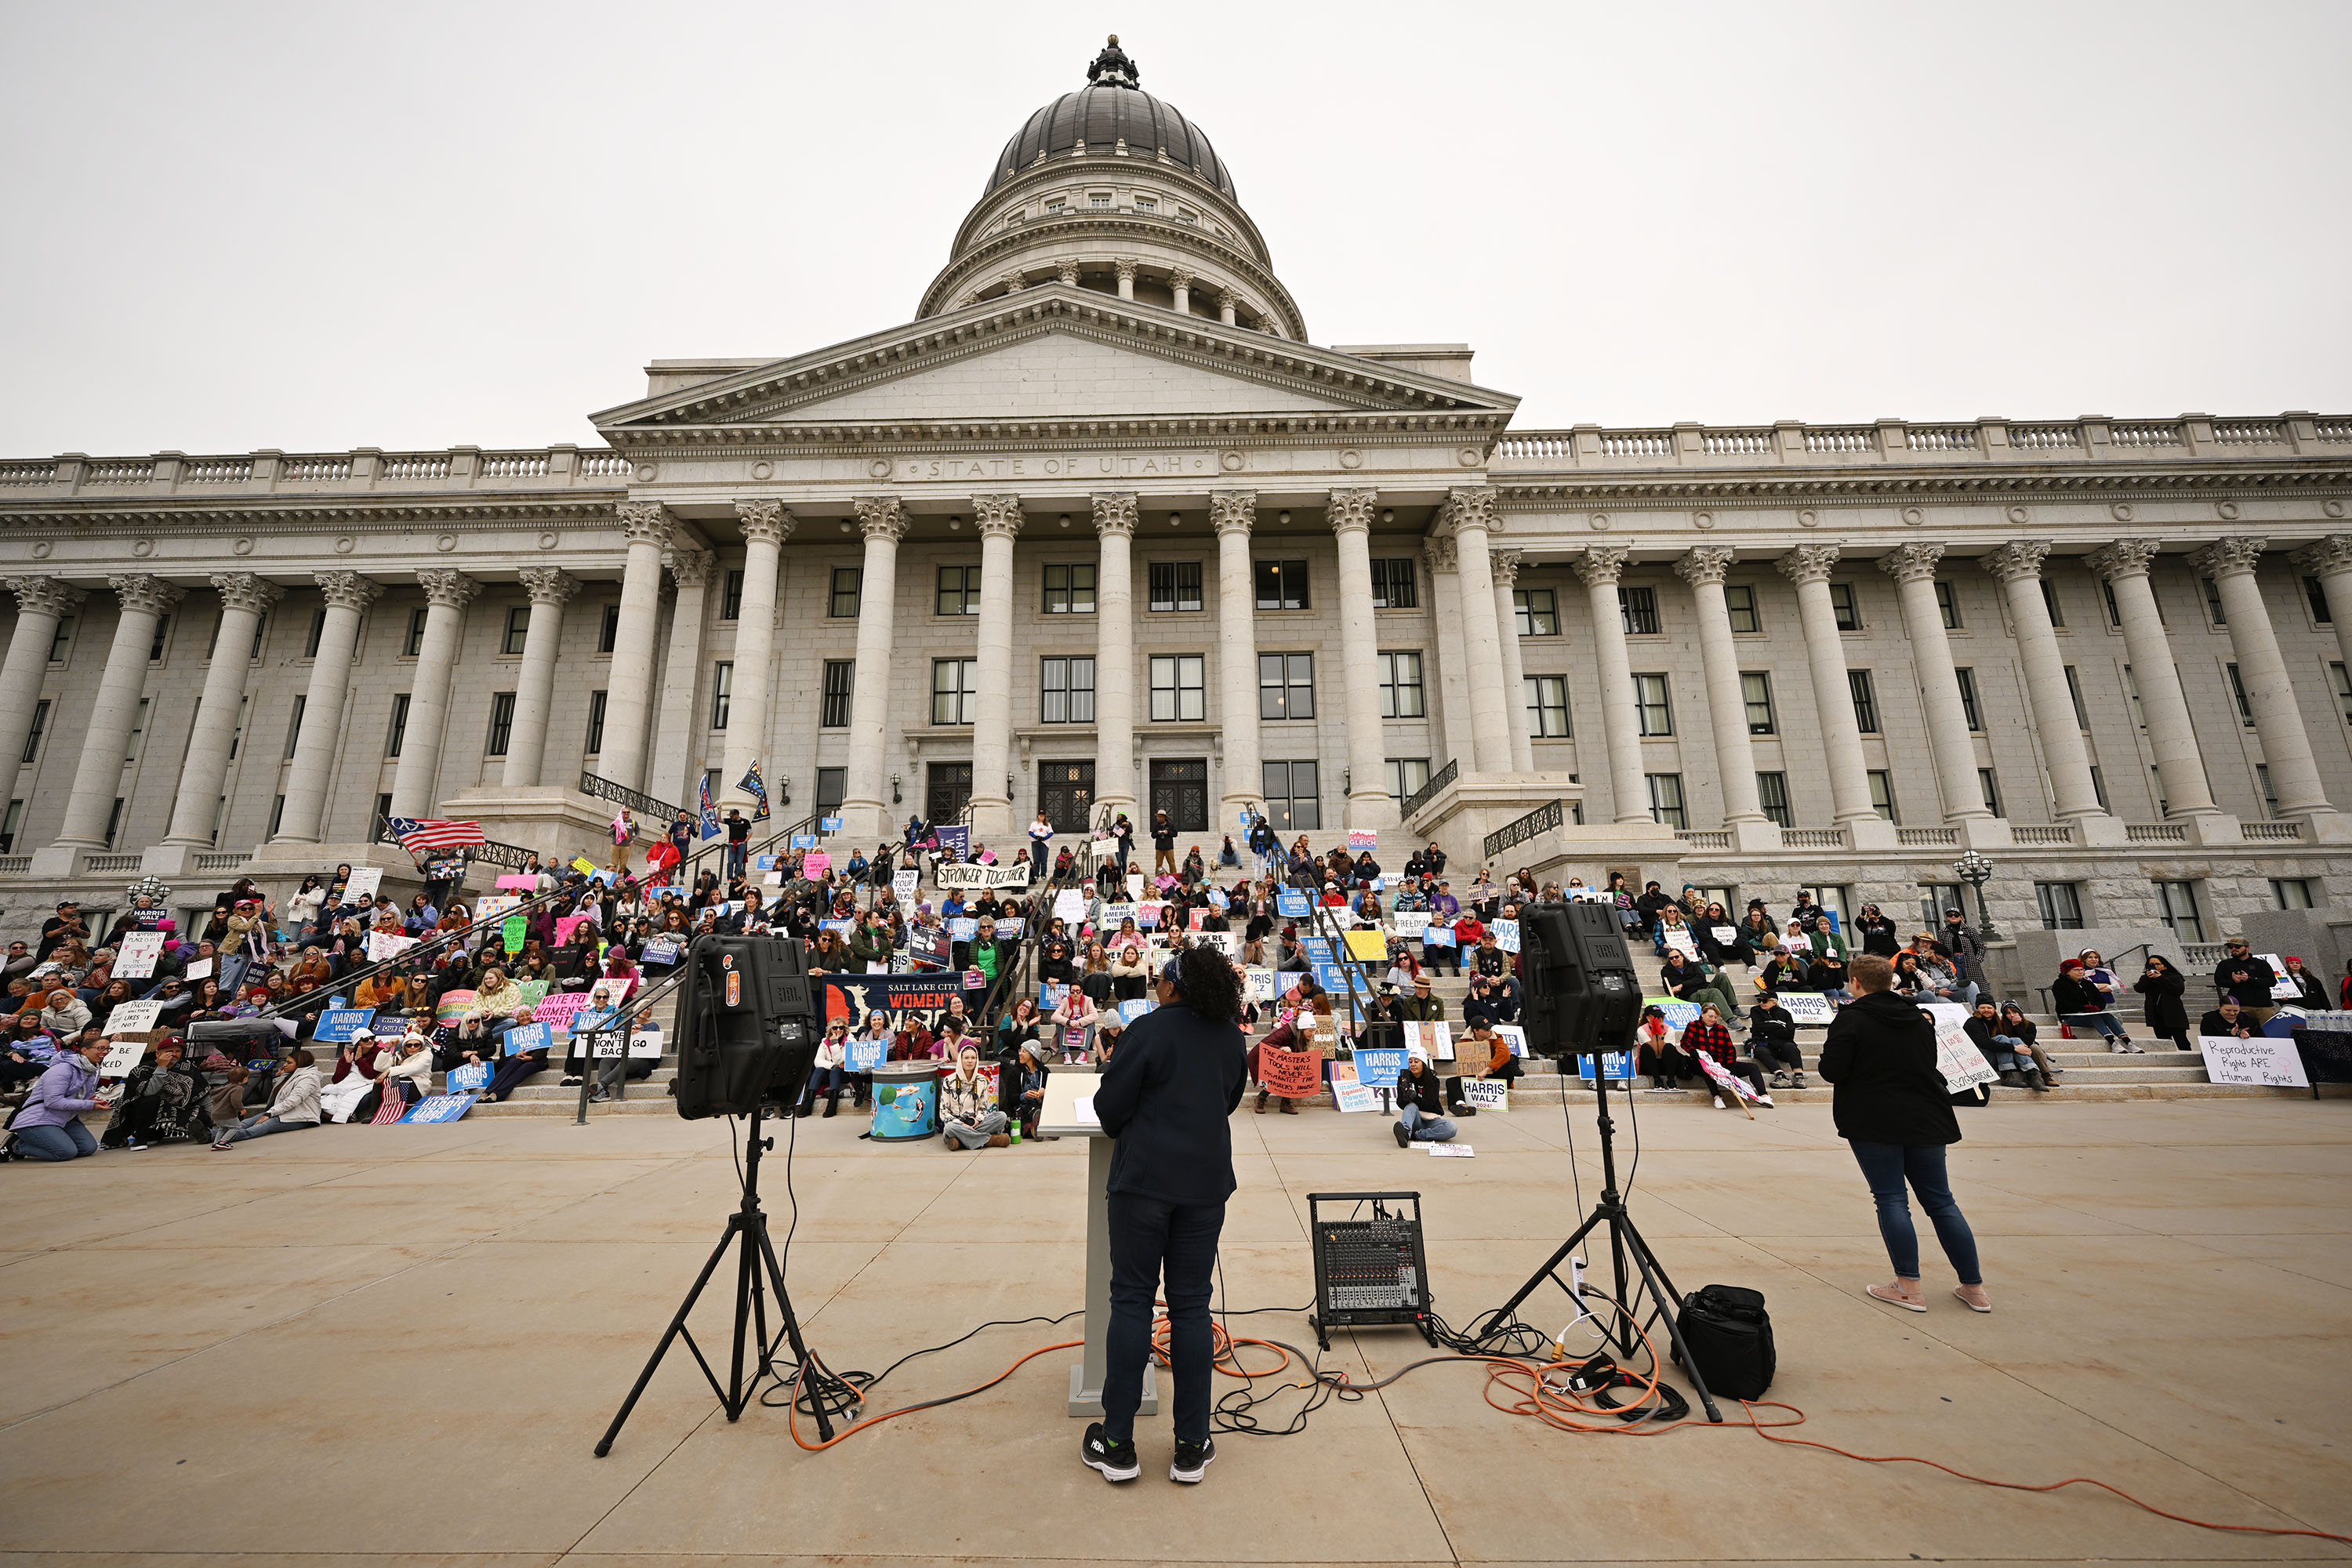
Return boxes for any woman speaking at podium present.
[1082,947,1249,1487]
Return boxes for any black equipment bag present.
[1671,1283,1775,1400]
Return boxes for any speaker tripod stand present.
[1493,1061,1724,1423]
[595,1106,844,1454]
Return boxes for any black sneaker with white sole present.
[1082,1421,1139,1482]
[1170,1436,1215,1483]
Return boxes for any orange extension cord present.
[782,1301,2352,1548]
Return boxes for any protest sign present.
[112,931,165,978]
[501,914,526,954]
[1574,1047,1635,1082]
[1353,1047,1406,1092]
[1125,873,1145,899]
[1302,937,1333,962]
[1135,903,1161,928]
[401,1094,475,1124]
[1463,1078,1511,1112]
[1245,967,1277,1002]
[1039,981,1069,1014]
[343,866,383,903]
[1711,925,1739,945]
[2254,955,2301,1002]
[1119,998,1156,1022]
[1197,930,1240,958]
[368,931,416,964]
[1661,928,1698,958]
[1347,829,1378,850]
[434,989,476,1026]
[1277,889,1310,918]
[1778,992,1835,1025]
[1429,1142,1476,1157]
[1924,1002,1996,1091]
[935,862,1028,889]
[895,869,921,902]
[1052,888,1086,924]
[98,1038,148,1077]
[936,825,969,862]
[568,857,597,875]
[2199,1033,2310,1087]
[1390,911,1430,938]
[1330,1078,1378,1113]
[763,873,783,887]
[476,895,520,920]
[910,927,952,968]
[820,816,843,833]
[1100,902,1138,931]
[1312,962,1348,996]
[1421,925,1457,948]
[947,917,979,940]
[1491,1023,1529,1058]
[1343,928,1390,964]
[641,934,684,967]
[501,1022,554,1057]
[533,993,593,1028]
[554,916,590,948]
[996,918,1024,939]
[1493,919,1520,953]
[845,1034,890,1072]
[313,1007,375,1043]
[791,835,818,851]
[1646,997,1699,1030]
[803,851,831,880]
[496,873,539,892]
[1696,1053,1770,1105]
[446,1060,493,1095]
[514,980,550,1011]
[183,956,212,981]
[1259,1048,1322,1098]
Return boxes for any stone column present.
[1442,488,1516,773]
[1216,289,1238,326]
[44,575,183,855]
[1490,550,1535,772]
[1675,546,1773,845]
[1168,269,1192,317]
[598,501,673,792]
[2193,536,2343,834]
[2088,540,2227,837]
[1881,544,1998,835]
[1091,494,1138,821]
[0,577,83,777]
[1328,488,1396,828]
[1573,546,1650,825]
[648,547,713,806]
[274,572,379,843]
[966,495,1023,838]
[1777,546,1896,846]
[1424,539,1475,771]
[502,567,578,789]
[387,570,478,819]
[722,499,793,809]
[160,572,284,848]
[1211,491,1261,818]
[840,496,906,841]
[1114,260,1137,302]
[1980,542,2121,840]
[2292,535,2352,695]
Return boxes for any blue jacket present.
[1093,999,1247,1207]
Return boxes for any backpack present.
[1671,1283,1776,1400]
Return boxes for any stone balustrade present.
[0,445,633,499]
[1488,413,2349,469]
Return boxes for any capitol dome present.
[986,37,1234,200]
[918,37,1305,341]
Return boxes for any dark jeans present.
[15,1120,98,1160]
[1849,1140,1980,1285]
[486,1053,547,1102]
[1750,1036,1802,1073]
[1103,1192,1224,1447]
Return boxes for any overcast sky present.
[4,0,2347,458]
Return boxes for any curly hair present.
[1171,945,1245,1025]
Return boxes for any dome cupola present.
[919,37,1305,341]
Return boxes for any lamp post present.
[1953,850,2002,942]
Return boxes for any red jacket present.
[1682,1019,1735,1068]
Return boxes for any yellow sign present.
[1343,929,1391,964]
[570,857,597,874]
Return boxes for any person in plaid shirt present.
[1680,1004,1770,1104]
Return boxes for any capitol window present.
[1369,557,1417,609]
[937,564,982,616]
[1044,563,1096,614]
[1134,197,1157,213]
[1514,588,1559,637]
[1175,209,1196,225]
[503,606,529,655]
[1724,584,1760,633]
[932,659,978,724]
[1255,559,1308,611]
[1149,655,1204,721]
[1618,585,1661,635]
[1149,561,1203,612]
[1089,192,1112,209]
[829,567,862,618]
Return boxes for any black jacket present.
[1819,990,1961,1146]
[1395,1063,1446,1116]
[2198,1009,2253,1039]
[2132,968,2189,1034]
[1748,1004,1797,1053]
[2212,955,2275,1007]
[1093,999,1248,1207]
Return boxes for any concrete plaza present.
[2,1092,2347,1566]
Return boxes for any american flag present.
[371,1086,412,1125]
[386,817,485,853]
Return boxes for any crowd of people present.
[5,806,2345,1161]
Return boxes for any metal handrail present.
[1484,799,1563,862]
[578,769,683,828]
[264,878,579,1024]
[1399,759,1456,821]
[369,815,536,871]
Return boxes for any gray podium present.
[1038,1072,1157,1419]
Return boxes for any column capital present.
[1437,486,1499,536]
[1113,258,1138,285]
[2292,534,2352,578]
[1214,286,1240,310]
[1209,491,1256,537]
[1326,488,1377,535]
[1423,536,1459,574]
[2188,535,2267,580]
[663,547,714,589]
[416,568,481,610]
[209,572,283,616]
[1672,545,1737,587]
[518,566,581,606]
[853,495,908,543]
[617,500,673,550]
[1490,548,1524,588]
[1878,541,1947,585]
[313,571,383,613]
[999,269,1025,294]
[1167,266,1195,289]
[1978,539,2051,584]
[1775,543,1842,586]
[733,499,795,547]
[4,575,85,619]
[971,494,1025,539]
[1091,492,1138,537]
[1573,544,1630,588]
[2085,539,2161,583]
[107,573,183,618]
[1056,258,1081,286]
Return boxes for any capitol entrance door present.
[927,762,972,825]
[1038,761,1094,833]
[1149,758,1207,833]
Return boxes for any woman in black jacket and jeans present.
[1820,955,1991,1314]
[2132,955,2192,1051]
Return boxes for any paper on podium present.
[1040,1071,1107,1138]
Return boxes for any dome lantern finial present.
[1087,34,1141,88]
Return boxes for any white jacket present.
[268,1065,322,1124]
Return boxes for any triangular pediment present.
[591,285,1518,443]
